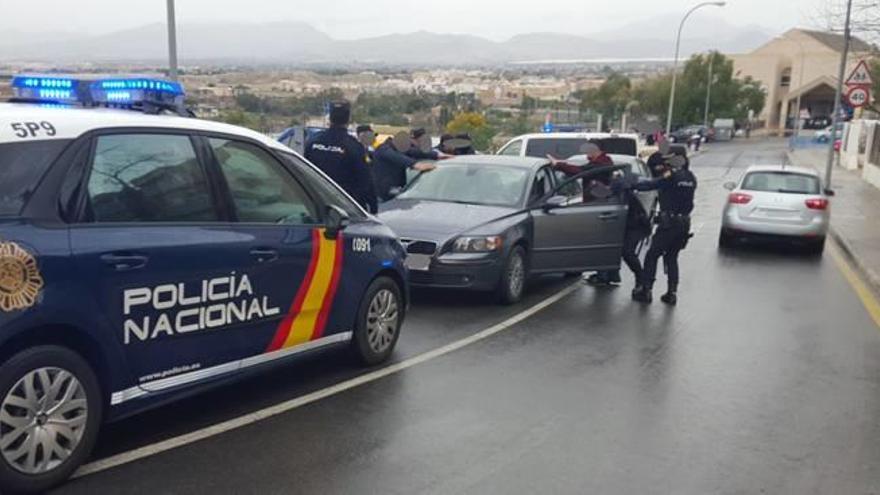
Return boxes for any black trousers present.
[641,221,689,291]
[601,227,647,281]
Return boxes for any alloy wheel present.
[508,253,525,299]
[0,367,88,475]
[366,289,400,354]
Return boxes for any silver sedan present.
[719,165,833,254]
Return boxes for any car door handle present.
[100,253,148,271]
[250,248,279,264]
[598,213,619,221]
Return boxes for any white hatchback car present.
[720,165,833,254]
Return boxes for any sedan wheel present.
[497,246,527,305]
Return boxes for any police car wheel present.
[0,346,101,494]
[497,246,527,305]
[353,278,403,366]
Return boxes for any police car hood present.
[378,198,519,241]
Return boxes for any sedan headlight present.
[452,236,503,253]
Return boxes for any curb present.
[786,150,880,295]
[829,227,880,294]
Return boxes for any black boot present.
[632,285,652,304]
[606,270,622,284]
[586,273,609,286]
[660,292,678,306]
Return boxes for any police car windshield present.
[399,163,529,207]
[0,140,71,216]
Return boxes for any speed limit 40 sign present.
[846,86,870,108]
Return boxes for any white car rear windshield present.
[0,140,70,216]
[525,137,637,159]
[742,172,820,195]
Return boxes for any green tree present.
[576,72,632,125]
[633,52,766,128]
[446,112,495,151]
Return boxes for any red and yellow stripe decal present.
[267,229,344,352]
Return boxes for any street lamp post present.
[703,52,714,129]
[825,0,853,188]
[166,0,179,81]
[665,1,726,136]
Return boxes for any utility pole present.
[166,0,179,81]
[703,52,714,129]
[825,0,853,188]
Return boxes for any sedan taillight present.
[728,192,752,204]
[805,198,829,210]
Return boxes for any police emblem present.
[0,241,43,312]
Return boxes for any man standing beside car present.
[305,101,378,213]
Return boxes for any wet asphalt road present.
[54,138,880,494]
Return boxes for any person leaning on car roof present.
[372,131,437,201]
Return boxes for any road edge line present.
[828,241,880,329]
[72,282,582,479]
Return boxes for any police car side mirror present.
[723,181,737,191]
[325,205,350,240]
[824,188,836,197]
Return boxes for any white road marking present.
[73,282,582,479]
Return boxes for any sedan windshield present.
[399,163,529,207]
[742,171,820,194]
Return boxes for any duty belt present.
[659,212,690,219]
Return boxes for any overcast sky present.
[2,0,827,41]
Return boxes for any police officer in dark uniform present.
[305,101,378,213]
[632,154,697,305]
[372,131,437,201]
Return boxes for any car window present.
[528,167,553,204]
[553,170,583,200]
[209,139,319,225]
[0,140,71,216]
[499,140,523,156]
[526,138,587,160]
[278,151,366,220]
[525,137,637,159]
[86,134,218,223]
[741,171,820,194]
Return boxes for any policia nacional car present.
[0,76,407,492]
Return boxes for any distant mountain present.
[0,20,777,65]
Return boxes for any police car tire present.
[352,277,403,366]
[497,246,527,305]
[0,346,102,494]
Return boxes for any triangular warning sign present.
[845,60,873,86]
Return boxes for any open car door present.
[529,165,628,273]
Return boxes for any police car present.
[0,75,407,492]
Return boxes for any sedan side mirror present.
[723,181,737,191]
[824,188,836,197]
[324,205,350,240]
[542,195,568,211]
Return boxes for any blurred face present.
[358,131,375,147]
